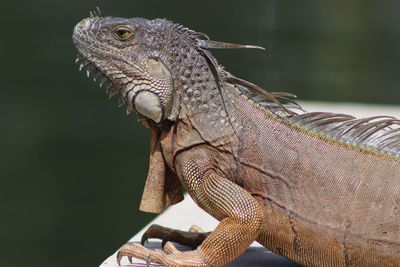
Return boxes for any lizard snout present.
[74,18,92,33]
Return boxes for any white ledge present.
[100,101,400,267]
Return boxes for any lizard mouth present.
[75,53,121,100]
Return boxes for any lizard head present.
[73,12,265,124]
[73,14,175,123]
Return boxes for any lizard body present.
[73,11,400,266]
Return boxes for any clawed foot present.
[117,224,212,266]
[117,241,209,267]
[141,224,209,249]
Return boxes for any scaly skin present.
[73,12,400,266]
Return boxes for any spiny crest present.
[209,46,400,156]
[223,69,400,156]
[171,25,289,115]
[233,74,400,156]
[180,30,301,116]
[226,73,303,116]
[290,112,400,156]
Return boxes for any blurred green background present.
[1,0,399,267]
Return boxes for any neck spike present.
[199,39,266,51]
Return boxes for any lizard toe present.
[117,243,151,265]
[188,225,204,233]
[163,241,180,254]
[146,249,165,265]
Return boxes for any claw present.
[146,254,154,267]
[141,233,148,245]
[161,238,167,248]
[116,251,123,266]
[116,250,134,265]
[164,241,180,254]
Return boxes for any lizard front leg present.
[118,152,265,266]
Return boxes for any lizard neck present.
[147,24,227,127]
[165,49,223,114]
[158,42,236,143]
[145,23,242,144]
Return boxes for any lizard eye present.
[114,27,134,41]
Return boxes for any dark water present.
[1,1,399,267]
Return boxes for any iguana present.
[73,9,400,267]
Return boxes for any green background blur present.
[1,1,399,267]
